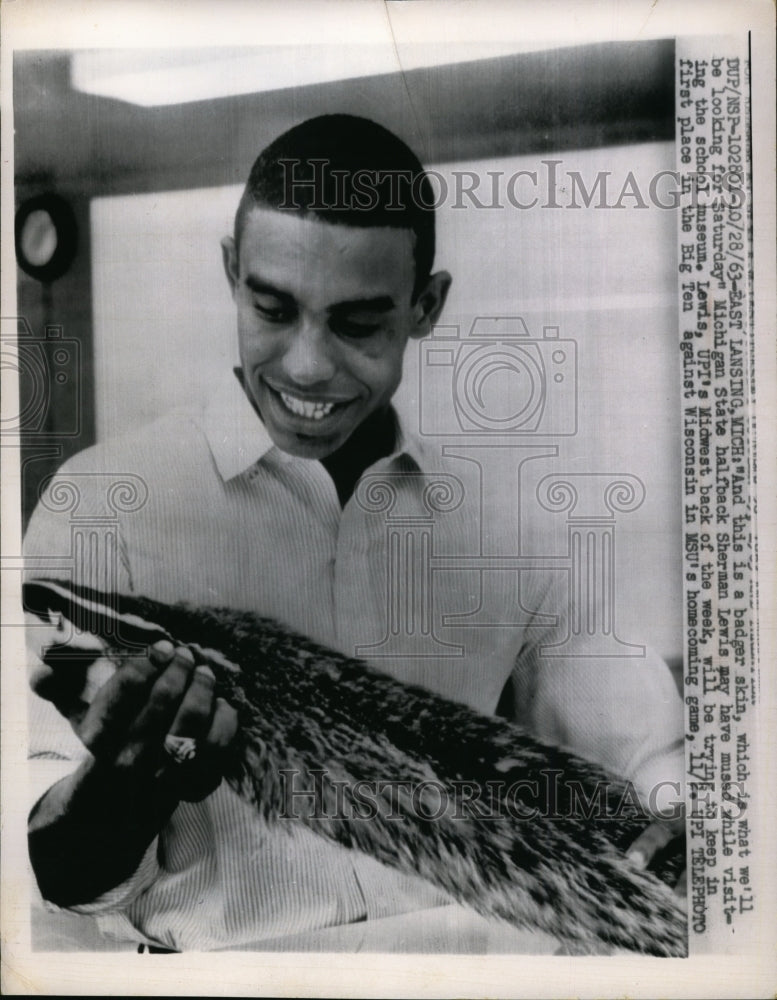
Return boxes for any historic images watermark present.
[0,317,81,440]
[276,767,745,826]
[277,158,746,213]
[347,313,649,663]
[2,314,150,644]
[418,318,576,437]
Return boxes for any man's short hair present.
[235,114,435,299]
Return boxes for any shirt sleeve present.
[24,453,163,912]
[23,446,137,593]
[510,574,685,816]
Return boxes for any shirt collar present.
[201,370,434,483]
[201,372,276,482]
[389,412,433,473]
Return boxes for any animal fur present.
[23,577,687,956]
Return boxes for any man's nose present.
[281,320,337,386]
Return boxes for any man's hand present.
[73,640,237,802]
[28,640,238,906]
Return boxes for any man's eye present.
[252,298,294,323]
[330,317,383,339]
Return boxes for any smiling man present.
[24,115,684,952]
[225,210,430,457]
[220,116,450,499]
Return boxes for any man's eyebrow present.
[327,296,396,314]
[243,276,395,314]
[244,275,296,302]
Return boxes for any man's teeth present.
[279,391,337,420]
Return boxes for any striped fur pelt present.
[23,578,687,956]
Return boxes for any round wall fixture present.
[15,194,78,282]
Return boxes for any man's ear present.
[221,235,240,298]
[410,270,452,339]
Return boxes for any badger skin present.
[23,577,687,956]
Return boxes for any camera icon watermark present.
[0,316,81,438]
[419,317,577,437]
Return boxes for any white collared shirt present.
[25,372,683,951]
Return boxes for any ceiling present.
[14,39,674,200]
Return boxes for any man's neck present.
[234,369,397,507]
[321,407,398,508]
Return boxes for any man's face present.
[222,207,448,460]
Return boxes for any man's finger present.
[171,697,239,804]
[204,697,239,750]
[148,640,176,668]
[78,654,161,756]
[167,665,218,740]
[28,648,96,718]
[129,646,197,740]
[626,820,677,870]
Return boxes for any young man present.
[25,115,684,951]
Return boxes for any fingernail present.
[149,640,175,663]
[194,665,215,683]
[627,850,647,869]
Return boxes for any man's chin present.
[276,436,342,460]
[264,422,347,460]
